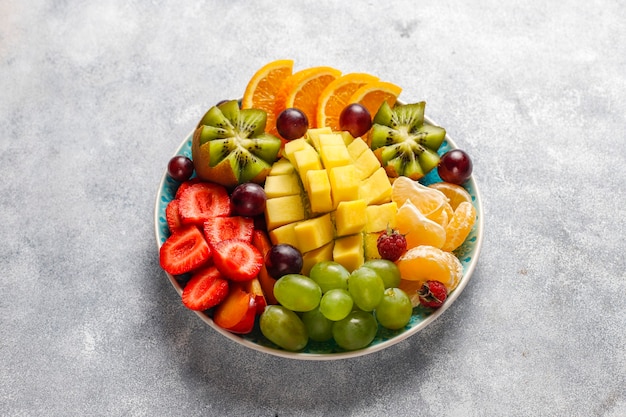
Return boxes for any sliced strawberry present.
[212,239,263,282]
[203,216,255,248]
[178,182,231,226]
[181,265,229,311]
[174,177,202,200]
[159,225,211,275]
[165,199,183,232]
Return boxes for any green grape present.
[361,259,401,289]
[332,311,378,351]
[300,307,333,342]
[375,288,413,330]
[348,266,385,311]
[309,261,350,293]
[260,305,308,351]
[273,274,322,312]
[319,289,353,321]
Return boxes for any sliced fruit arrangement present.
[158,59,478,352]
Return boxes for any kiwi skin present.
[192,100,282,188]
[369,101,446,180]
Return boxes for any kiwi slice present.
[192,100,282,188]
[369,101,446,180]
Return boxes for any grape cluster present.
[259,259,413,351]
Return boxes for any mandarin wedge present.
[441,201,476,252]
[395,245,463,292]
[391,176,448,221]
[396,200,446,249]
[316,73,379,131]
[428,182,473,211]
[242,59,294,136]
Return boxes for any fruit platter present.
[154,60,483,360]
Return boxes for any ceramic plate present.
[154,116,484,360]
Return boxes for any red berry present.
[376,228,407,262]
[177,181,231,226]
[418,281,448,309]
[203,216,255,249]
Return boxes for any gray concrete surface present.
[1,1,625,416]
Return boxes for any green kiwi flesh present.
[369,101,446,180]
[193,100,282,187]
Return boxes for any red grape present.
[231,183,267,217]
[276,108,308,140]
[265,244,303,278]
[339,103,372,138]
[438,149,473,184]
[167,155,194,182]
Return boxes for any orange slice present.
[428,182,473,211]
[395,245,463,292]
[242,59,294,135]
[441,201,476,252]
[274,66,342,129]
[348,81,402,119]
[396,200,446,249]
[316,73,379,131]
[391,176,448,221]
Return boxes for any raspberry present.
[418,280,448,309]
[376,228,407,262]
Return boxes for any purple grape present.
[167,155,194,182]
[230,183,267,217]
[438,149,473,184]
[339,103,372,138]
[265,244,303,278]
[276,108,308,140]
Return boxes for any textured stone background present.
[1,1,625,416]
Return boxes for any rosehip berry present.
[418,280,448,309]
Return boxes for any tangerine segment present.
[316,73,379,131]
[274,66,342,129]
[391,176,448,219]
[428,182,473,211]
[396,200,446,249]
[242,59,294,135]
[398,279,423,307]
[395,245,463,292]
[348,81,402,119]
[441,201,476,252]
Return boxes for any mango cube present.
[334,200,367,236]
[306,127,333,150]
[269,158,295,176]
[338,131,355,145]
[269,223,299,247]
[364,201,398,232]
[306,169,333,213]
[359,167,392,205]
[284,138,314,166]
[318,133,346,148]
[265,195,305,230]
[328,165,360,207]
[301,242,334,276]
[293,147,322,189]
[319,145,352,170]
[264,173,302,198]
[333,234,364,272]
[347,137,369,161]
[294,214,334,253]
[353,149,381,180]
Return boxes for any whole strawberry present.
[376,227,407,262]
[418,281,448,309]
